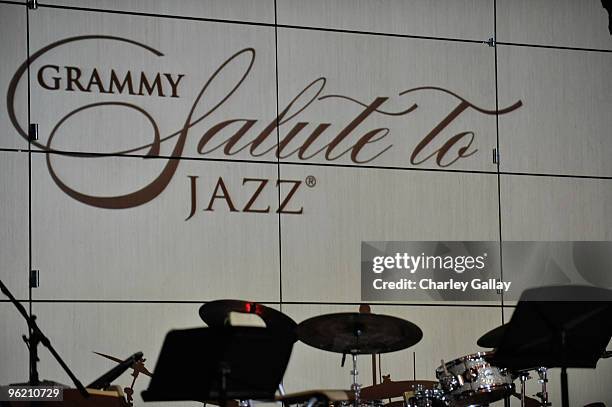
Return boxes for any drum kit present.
[184,294,612,407]
[2,278,610,407]
[198,300,555,407]
[294,311,541,407]
[131,294,612,406]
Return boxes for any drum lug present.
[462,367,479,383]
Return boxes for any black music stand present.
[141,327,294,404]
[491,286,612,407]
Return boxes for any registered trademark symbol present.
[305,175,317,188]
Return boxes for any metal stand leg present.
[519,373,527,407]
[350,354,361,407]
[561,368,569,407]
[537,367,550,407]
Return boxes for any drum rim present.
[435,350,495,373]
[442,382,514,396]
[452,382,515,402]
[411,388,445,397]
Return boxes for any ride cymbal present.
[297,312,422,354]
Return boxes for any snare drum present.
[436,351,514,406]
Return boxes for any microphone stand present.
[0,279,89,398]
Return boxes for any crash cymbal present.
[361,379,437,400]
[297,313,422,354]
[199,299,297,336]
[477,323,508,348]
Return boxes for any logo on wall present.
[6,35,522,218]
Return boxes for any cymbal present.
[199,299,297,336]
[361,379,437,400]
[477,323,508,348]
[297,313,423,354]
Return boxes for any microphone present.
[88,352,143,390]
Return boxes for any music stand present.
[491,285,612,407]
[141,327,294,404]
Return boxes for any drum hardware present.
[305,397,319,407]
[404,384,447,407]
[349,353,362,406]
[517,371,530,407]
[438,360,458,393]
[436,352,514,407]
[478,325,546,407]
[536,367,550,407]
[297,312,423,407]
[91,351,153,406]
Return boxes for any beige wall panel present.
[41,0,274,24]
[0,303,29,385]
[498,46,612,177]
[0,151,29,300]
[497,0,612,50]
[31,154,280,301]
[29,302,234,406]
[500,176,612,241]
[277,28,505,173]
[277,0,493,41]
[0,3,28,150]
[282,304,501,394]
[279,165,499,302]
[502,307,612,406]
[28,7,276,162]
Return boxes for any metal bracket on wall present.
[485,37,496,47]
[492,148,500,164]
[27,0,38,10]
[28,123,38,141]
[29,269,39,288]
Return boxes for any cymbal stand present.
[518,371,530,407]
[536,367,550,407]
[350,354,361,407]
